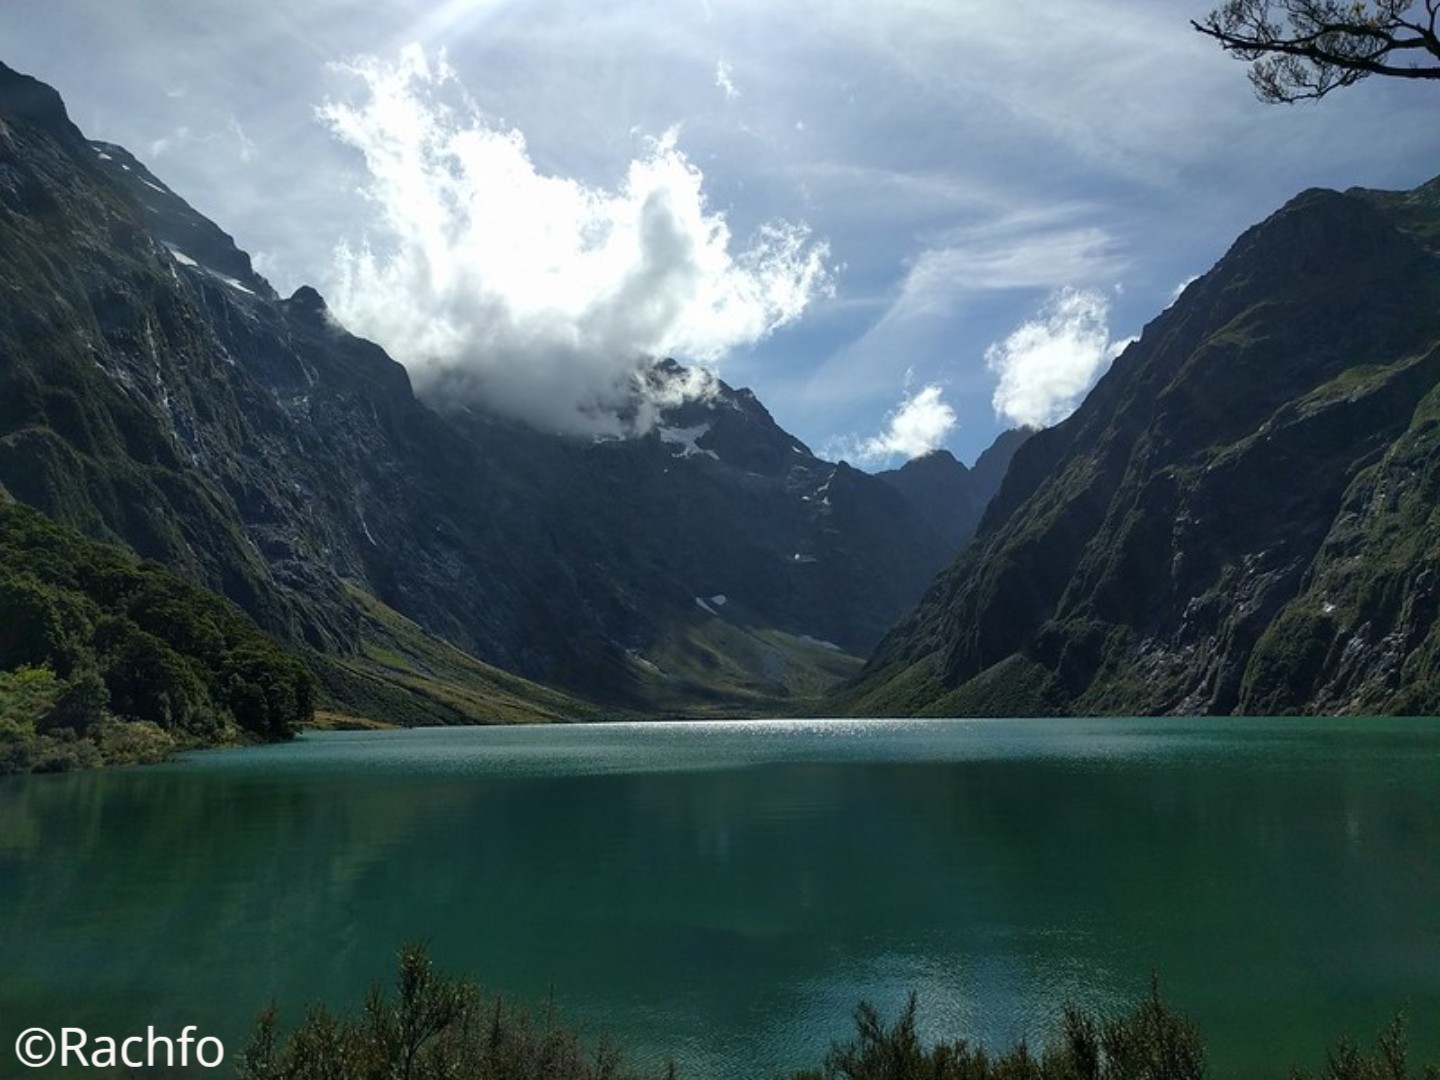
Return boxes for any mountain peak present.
[286,285,329,319]
[0,61,83,145]
[876,430,1029,551]
[897,448,964,474]
[646,358,813,474]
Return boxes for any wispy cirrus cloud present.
[788,202,1125,422]
[909,220,1122,298]
[715,60,740,102]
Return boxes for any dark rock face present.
[0,61,952,710]
[876,429,1030,550]
[90,140,273,299]
[855,178,1440,716]
[432,366,956,679]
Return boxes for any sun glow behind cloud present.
[319,45,832,436]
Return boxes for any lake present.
[1,717,1438,1077]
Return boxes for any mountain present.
[420,360,954,709]
[0,61,952,719]
[876,429,1031,549]
[849,177,1440,717]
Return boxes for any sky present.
[4,1,1439,467]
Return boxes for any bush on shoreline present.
[239,947,1437,1080]
[237,944,675,1080]
[794,977,1206,1080]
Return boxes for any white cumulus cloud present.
[986,287,1132,429]
[831,383,957,466]
[318,45,831,436]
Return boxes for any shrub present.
[38,664,108,734]
[0,716,36,774]
[239,955,1438,1080]
[93,717,174,766]
[238,944,672,1080]
[797,978,1204,1080]
[1289,1014,1440,1080]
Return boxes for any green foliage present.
[0,661,201,775]
[1194,0,1440,104]
[0,665,117,771]
[0,499,314,771]
[0,664,60,723]
[311,583,612,728]
[1290,1014,1440,1080]
[1061,978,1206,1080]
[0,665,53,773]
[0,568,90,673]
[91,716,174,766]
[37,663,107,733]
[794,992,1035,1080]
[801,992,1438,1080]
[99,617,215,733]
[237,944,670,1080]
[243,955,1440,1080]
[795,979,1204,1080]
[1241,604,1336,713]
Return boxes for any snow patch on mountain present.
[163,242,256,296]
[164,243,198,268]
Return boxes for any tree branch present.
[1194,0,1440,102]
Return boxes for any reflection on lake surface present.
[1,718,1438,1078]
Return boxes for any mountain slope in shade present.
[0,60,950,717]
[876,429,1031,550]
[849,177,1440,717]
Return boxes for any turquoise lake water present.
[1,717,1437,1077]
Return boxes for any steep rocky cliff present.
[852,178,1440,716]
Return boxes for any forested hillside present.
[0,496,313,772]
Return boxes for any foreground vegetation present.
[799,985,1436,1080]
[238,945,674,1080]
[0,498,314,773]
[243,948,1437,1080]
